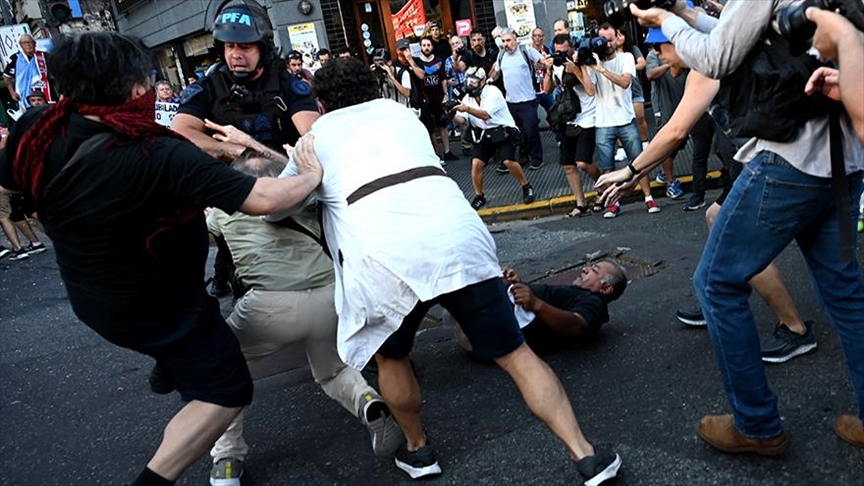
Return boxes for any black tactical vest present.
[208,66,300,150]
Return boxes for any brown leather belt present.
[346,166,447,205]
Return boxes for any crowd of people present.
[0,0,862,485]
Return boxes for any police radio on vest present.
[221,12,252,25]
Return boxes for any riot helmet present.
[212,0,274,79]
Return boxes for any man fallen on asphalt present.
[264,57,622,486]
[450,261,627,357]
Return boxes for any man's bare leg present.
[494,343,594,460]
[0,217,23,250]
[705,203,807,335]
[146,401,242,480]
[376,354,427,450]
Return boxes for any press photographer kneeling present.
[449,67,535,210]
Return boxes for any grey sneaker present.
[210,457,243,486]
[575,448,622,486]
[761,321,817,364]
[361,392,405,457]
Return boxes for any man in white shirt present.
[543,34,599,217]
[281,58,622,486]
[452,67,534,210]
[590,23,659,218]
[490,28,545,170]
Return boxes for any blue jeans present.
[694,151,864,438]
[507,99,542,165]
[595,119,642,171]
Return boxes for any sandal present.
[590,199,604,213]
[568,205,590,218]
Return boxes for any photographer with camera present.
[589,22,659,218]
[627,0,864,452]
[450,67,535,210]
[542,34,599,217]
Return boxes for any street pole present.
[1,0,14,26]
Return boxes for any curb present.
[478,170,725,223]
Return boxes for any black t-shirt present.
[418,56,446,103]
[430,37,451,61]
[521,283,609,355]
[176,66,318,146]
[463,46,498,74]
[0,107,256,332]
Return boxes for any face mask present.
[494,38,504,48]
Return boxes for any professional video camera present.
[776,0,864,53]
[576,36,608,66]
[603,0,675,24]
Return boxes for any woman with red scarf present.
[0,32,323,486]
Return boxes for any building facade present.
[113,0,616,89]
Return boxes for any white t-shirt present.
[552,65,598,129]
[593,52,636,128]
[460,85,516,130]
[279,98,502,370]
[495,45,542,103]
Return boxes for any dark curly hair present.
[312,58,380,112]
[47,32,156,105]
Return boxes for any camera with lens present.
[552,50,571,67]
[576,36,608,66]
[442,99,461,113]
[603,0,676,24]
[371,48,391,78]
[455,46,467,58]
[776,0,864,53]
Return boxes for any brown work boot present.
[834,414,864,447]
[697,414,790,455]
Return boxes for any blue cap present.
[644,27,670,44]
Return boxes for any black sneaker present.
[676,307,706,327]
[25,242,47,254]
[684,194,706,211]
[8,247,29,261]
[470,194,487,210]
[529,160,544,170]
[442,151,458,161]
[575,448,622,486]
[394,443,442,479]
[148,363,175,395]
[208,279,232,298]
[762,321,817,364]
[522,184,535,205]
[495,163,509,174]
[0,245,10,260]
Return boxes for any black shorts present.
[558,126,596,166]
[377,277,525,361]
[427,100,449,129]
[93,295,253,408]
[7,194,37,223]
[471,132,519,165]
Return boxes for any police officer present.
[172,0,319,160]
[172,0,320,298]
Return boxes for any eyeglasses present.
[531,34,544,38]
[20,41,35,45]
[287,52,303,60]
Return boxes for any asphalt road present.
[2,188,862,486]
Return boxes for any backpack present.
[715,31,841,142]
[546,72,581,132]
[395,63,426,110]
